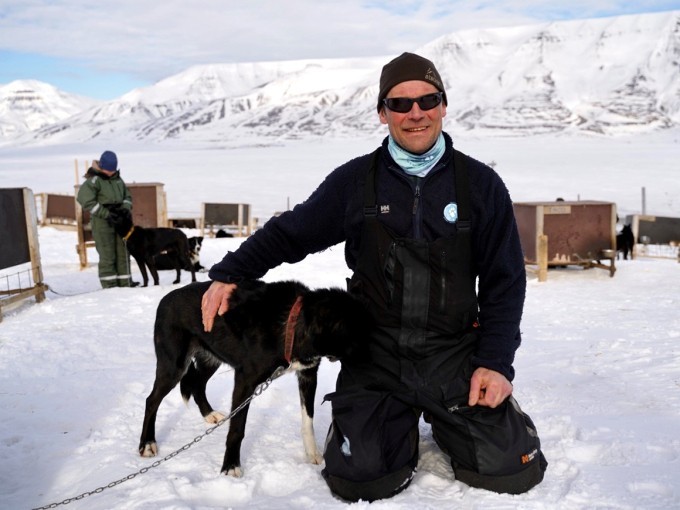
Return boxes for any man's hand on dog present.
[201,281,237,332]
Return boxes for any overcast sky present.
[1,1,678,100]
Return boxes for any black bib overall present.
[322,149,546,502]
[352,148,478,363]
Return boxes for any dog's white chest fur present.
[288,359,320,372]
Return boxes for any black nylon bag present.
[321,387,419,502]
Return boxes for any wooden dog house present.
[0,188,46,321]
[626,214,680,260]
[514,200,617,281]
[37,193,77,227]
[201,202,252,237]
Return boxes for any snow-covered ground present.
[1,132,679,509]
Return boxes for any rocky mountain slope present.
[2,10,678,146]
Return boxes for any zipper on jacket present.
[412,182,422,238]
[447,403,471,413]
[440,250,447,312]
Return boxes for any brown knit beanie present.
[377,52,447,111]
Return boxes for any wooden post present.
[74,160,96,268]
[535,206,548,282]
[537,234,548,282]
[74,194,88,269]
[610,204,618,251]
[631,214,639,260]
[36,192,47,226]
[23,188,45,303]
[160,191,168,227]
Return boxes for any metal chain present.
[31,365,289,510]
[44,284,101,297]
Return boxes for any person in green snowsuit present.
[77,150,135,288]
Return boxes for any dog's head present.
[299,288,373,363]
[187,236,203,264]
[188,236,203,252]
[108,207,133,237]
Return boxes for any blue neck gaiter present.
[388,133,445,177]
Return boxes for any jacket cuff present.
[207,267,244,284]
[470,355,515,382]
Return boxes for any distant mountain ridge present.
[0,80,100,140]
[1,10,678,146]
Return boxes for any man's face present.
[379,80,447,155]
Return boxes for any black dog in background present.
[617,224,635,260]
[138,280,372,477]
[154,236,205,273]
[107,207,197,286]
[215,229,233,238]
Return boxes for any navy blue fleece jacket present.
[209,132,526,380]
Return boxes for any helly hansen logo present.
[425,68,442,88]
[380,205,390,214]
[521,448,538,465]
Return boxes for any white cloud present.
[1,0,677,89]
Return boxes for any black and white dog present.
[154,236,205,273]
[138,280,371,476]
[108,208,197,286]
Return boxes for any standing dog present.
[617,224,635,260]
[138,280,371,476]
[108,208,197,286]
[153,236,205,273]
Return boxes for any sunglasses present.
[382,92,444,113]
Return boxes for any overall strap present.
[363,148,381,217]
[452,149,471,232]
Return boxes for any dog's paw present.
[307,451,324,465]
[222,466,243,478]
[139,441,158,457]
[204,411,226,424]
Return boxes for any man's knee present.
[454,449,547,494]
[322,462,416,503]
[321,388,418,502]
[433,395,547,494]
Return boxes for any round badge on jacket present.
[443,202,458,223]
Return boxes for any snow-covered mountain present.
[21,57,386,145]
[0,80,100,139]
[428,11,680,135]
[2,10,678,146]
